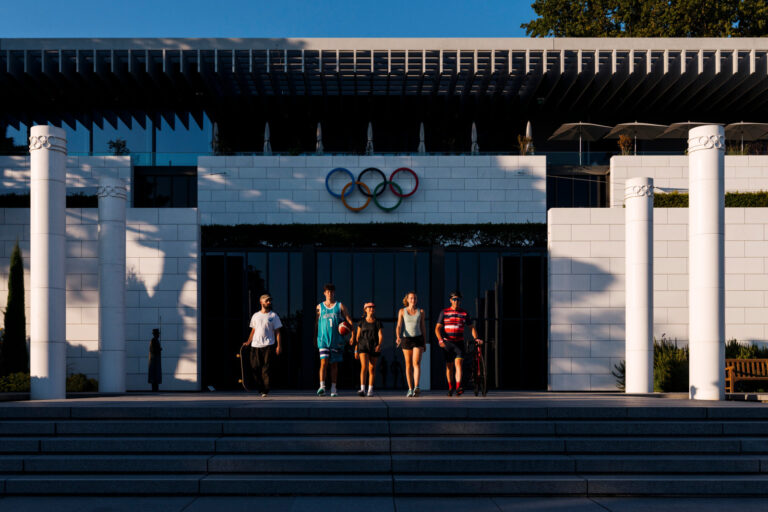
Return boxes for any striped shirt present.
[437,307,472,342]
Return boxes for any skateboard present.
[237,344,255,391]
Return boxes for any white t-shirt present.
[249,311,283,348]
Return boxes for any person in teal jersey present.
[315,283,354,397]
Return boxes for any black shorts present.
[357,342,380,356]
[401,335,425,350]
[441,339,465,362]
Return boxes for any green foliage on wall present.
[202,223,547,249]
[654,191,768,208]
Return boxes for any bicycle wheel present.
[478,351,487,397]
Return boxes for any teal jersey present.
[318,301,343,349]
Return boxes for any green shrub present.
[725,338,768,359]
[0,372,30,392]
[1,241,27,376]
[654,336,689,392]
[611,335,689,392]
[611,360,625,391]
[66,373,98,392]
[654,191,768,208]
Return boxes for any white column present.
[98,177,127,393]
[29,126,67,400]
[688,125,725,400]
[624,178,654,394]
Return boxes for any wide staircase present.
[1,396,767,496]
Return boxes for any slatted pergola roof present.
[2,38,768,130]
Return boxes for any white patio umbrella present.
[471,122,479,154]
[263,122,272,155]
[417,122,426,154]
[316,122,324,154]
[656,121,717,139]
[725,122,768,153]
[605,121,668,155]
[548,122,612,165]
[525,121,533,155]
[365,122,374,155]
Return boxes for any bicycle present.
[469,338,487,397]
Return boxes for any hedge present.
[203,223,547,249]
[654,191,768,208]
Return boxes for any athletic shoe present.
[447,389,454,397]
[414,388,421,397]
[260,392,268,398]
[357,390,365,397]
[366,389,374,397]
[317,387,326,396]
[406,389,414,397]
[456,386,464,396]
[330,391,338,397]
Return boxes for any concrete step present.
[199,474,393,495]
[18,455,210,474]
[0,474,203,495]
[214,437,390,453]
[207,454,391,473]
[54,421,224,435]
[573,455,768,474]
[3,473,768,496]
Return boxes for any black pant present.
[249,344,275,393]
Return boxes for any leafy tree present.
[1,242,28,376]
[523,0,768,37]
[107,138,130,155]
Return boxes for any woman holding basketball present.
[354,302,383,397]
[396,291,427,397]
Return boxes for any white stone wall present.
[197,155,547,225]
[0,155,132,198]
[548,206,768,391]
[609,155,768,207]
[0,208,199,390]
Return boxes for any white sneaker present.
[366,389,374,397]
[330,391,338,397]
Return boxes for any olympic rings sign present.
[325,167,419,212]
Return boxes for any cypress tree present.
[1,241,28,375]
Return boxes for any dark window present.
[133,166,197,207]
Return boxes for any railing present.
[2,150,709,168]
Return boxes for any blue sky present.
[0,0,535,38]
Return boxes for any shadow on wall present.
[125,219,197,391]
[550,258,620,389]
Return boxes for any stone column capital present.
[687,125,725,155]
[29,126,67,154]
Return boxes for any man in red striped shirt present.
[435,291,481,396]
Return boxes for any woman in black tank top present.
[354,302,382,397]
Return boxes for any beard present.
[262,303,272,311]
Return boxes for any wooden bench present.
[725,359,768,393]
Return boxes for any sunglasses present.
[450,297,461,301]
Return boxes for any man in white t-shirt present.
[243,293,283,397]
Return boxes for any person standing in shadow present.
[148,328,162,392]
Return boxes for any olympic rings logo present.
[325,167,419,212]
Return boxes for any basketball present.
[338,321,351,336]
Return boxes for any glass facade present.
[202,246,547,391]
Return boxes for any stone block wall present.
[609,155,768,207]
[197,155,547,225]
[0,155,132,198]
[0,207,199,390]
[548,206,768,391]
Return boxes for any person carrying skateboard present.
[243,293,283,397]
[434,290,481,396]
[315,283,353,397]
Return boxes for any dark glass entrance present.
[201,246,546,391]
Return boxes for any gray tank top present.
[402,308,422,337]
